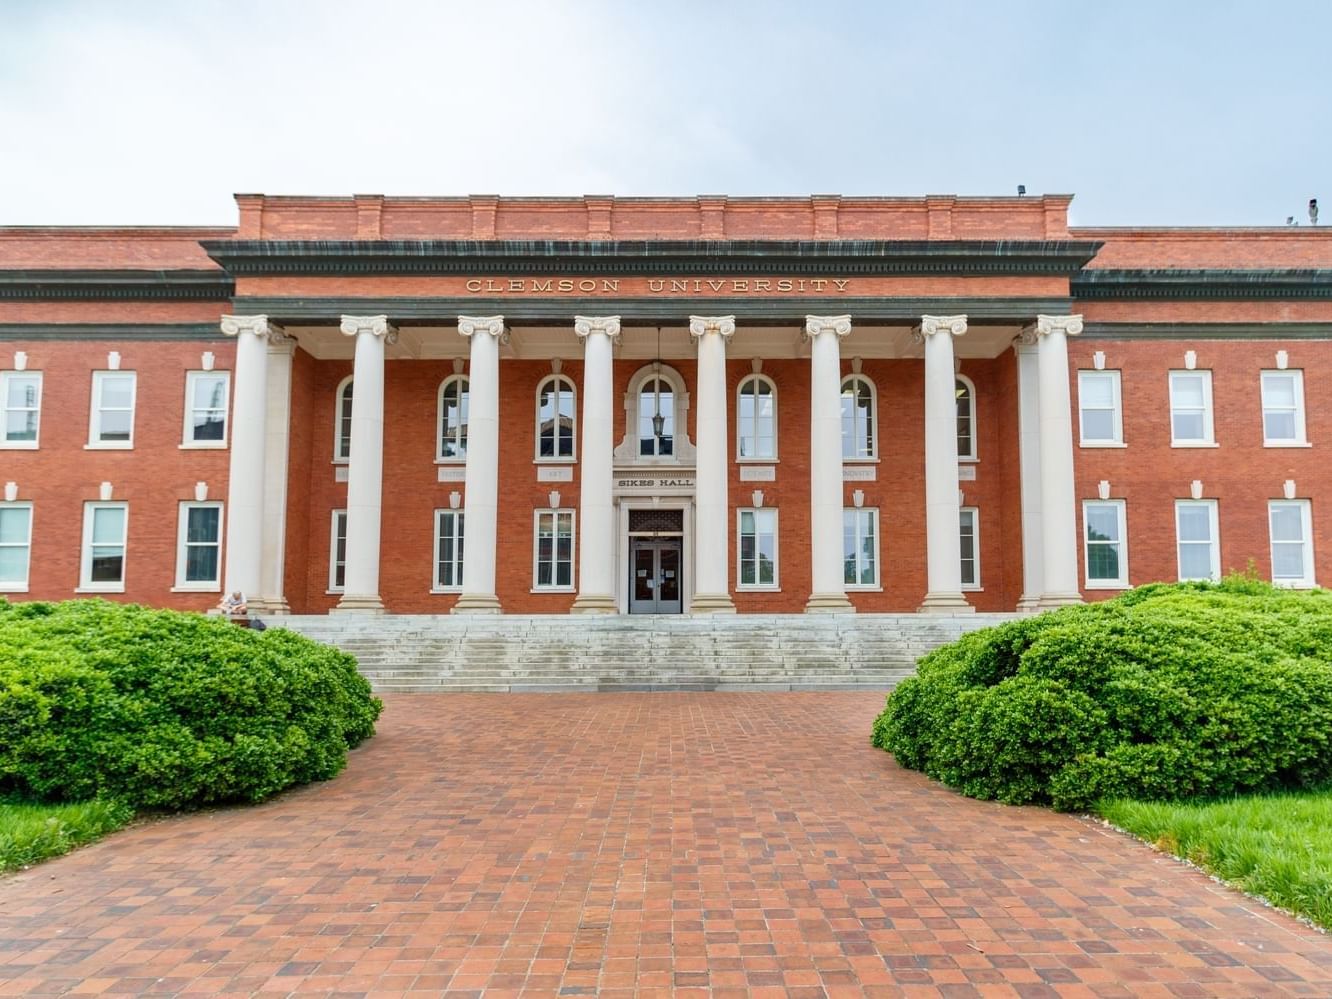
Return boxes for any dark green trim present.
[0,323,226,341]
[0,270,233,301]
[232,295,1075,325]
[204,238,1103,277]
[1073,269,1332,300]
[1083,322,1332,341]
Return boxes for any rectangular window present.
[1261,370,1307,446]
[1176,499,1220,582]
[959,507,980,589]
[329,510,347,592]
[1078,370,1123,445]
[1083,499,1128,588]
[89,371,137,447]
[175,502,222,589]
[533,510,574,590]
[81,502,128,591]
[1,371,42,447]
[183,371,230,446]
[435,510,465,591]
[1269,499,1315,588]
[843,508,879,588]
[1169,370,1214,446]
[0,503,33,591]
[738,508,779,589]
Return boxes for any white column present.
[220,315,277,603]
[1014,337,1044,611]
[257,333,296,613]
[335,314,396,613]
[571,315,619,614]
[688,315,737,613]
[804,315,855,613]
[1035,314,1084,607]
[918,315,973,613]
[453,315,506,614]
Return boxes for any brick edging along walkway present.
[2,693,1331,997]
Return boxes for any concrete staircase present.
[275,613,1015,693]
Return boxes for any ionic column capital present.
[1035,314,1084,338]
[340,314,398,345]
[574,315,622,345]
[913,314,968,343]
[803,314,852,342]
[221,314,286,342]
[688,315,736,344]
[458,315,509,344]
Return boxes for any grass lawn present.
[1100,792,1332,931]
[0,799,135,875]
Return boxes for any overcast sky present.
[1,0,1327,228]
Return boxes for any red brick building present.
[1,194,1329,615]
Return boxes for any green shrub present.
[872,580,1332,811]
[0,600,382,809]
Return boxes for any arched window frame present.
[840,374,878,461]
[437,375,470,463]
[333,375,354,463]
[735,373,778,461]
[613,364,696,464]
[534,373,577,462]
[956,374,978,461]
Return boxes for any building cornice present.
[1082,322,1332,340]
[1072,269,1332,300]
[0,323,226,341]
[0,269,233,301]
[202,239,1104,277]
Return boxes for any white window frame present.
[736,373,778,462]
[1078,370,1124,447]
[79,501,128,592]
[181,371,230,448]
[532,508,576,591]
[328,509,347,592]
[437,375,469,463]
[840,375,878,462]
[333,376,353,463]
[955,375,977,462]
[0,501,33,592]
[173,501,223,590]
[1269,499,1315,588]
[433,509,465,592]
[1083,499,1129,589]
[843,507,881,589]
[736,507,780,590]
[87,371,137,449]
[959,506,980,590]
[1,371,42,449]
[1175,499,1221,582]
[1261,370,1309,447]
[534,374,577,463]
[1168,370,1216,447]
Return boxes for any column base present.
[250,597,290,616]
[804,592,856,614]
[451,593,503,615]
[570,593,618,614]
[1036,592,1083,609]
[333,594,385,613]
[688,592,737,614]
[1016,594,1042,613]
[917,591,976,615]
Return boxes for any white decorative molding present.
[3,482,16,502]
[437,466,467,482]
[1284,479,1297,500]
[803,314,852,342]
[688,315,736,344]
[614,363,696,463]
[852,489,865,508]
[99,481,113,501]
[958,465,976,482]
[194,481,208,502]
[457,314,507,344]
[452,357,466,374]
[1098,480,1111,500]
[537,465,574,482]
[107,351,121,370]
[1184,350,1197,370]
[750,357,763,373]
[739,465,776,482]
[201,351,215,371]
[914,314,968,343]
[751,489,765,508]
[12,351,27,371]
[850,355,863,374]
[1276,350,1289,370]
[1035,314,1084,338]
[341,314,399,345]
[573,315,622,346]
[548,490,562,508]
[550,357,562,374]
[1093,351,1106,371]
[220,314,284,342]
[1013,326,1040,347]
[1190,479,1204,500]
[334,466,349,483]
[449,491,462,509]
[843,466,876,482]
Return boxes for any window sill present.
[736,457,779,465]
[0,584,29,593]
[179,442,228,451]
[530,587,576,594]
[1274,579,1318,589]
[0,441,38,450]
[961,586,983,592]
[842,457,880,465]
[533,458,577,465]
[330,459,349,466]
[76,585,125,593]
[325,589,345,596]
[434,458,467,466]
[1170,441,1219,449]
[1080,441,1128,449]
[737,585,781,592]
[845,585,883,592]
[430,587,463,594]
[1264,441,1313,449]
[83,443,133,451]
[958,456,979,464]
[171,584,221,593]
[1086,581,1131,590]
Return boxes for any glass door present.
[628,539,683,614]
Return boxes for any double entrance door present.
[629,538,683,614]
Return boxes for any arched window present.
[840,375,876,460]
[737,374,776,460]
[438,376,469,461]
[956,375,977,460]
[334,376,353,461]
[638,376,675,457]
[535,374,576,460]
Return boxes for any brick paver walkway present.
[3,693,1332,997]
